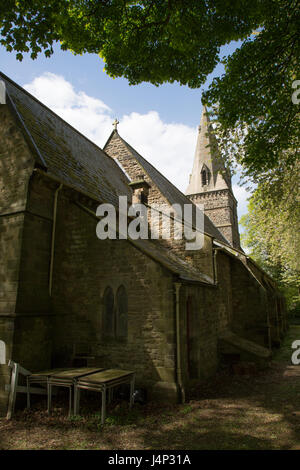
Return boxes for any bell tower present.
[186,107,241,249]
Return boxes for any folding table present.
[74,369,135,424]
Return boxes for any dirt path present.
[1,325,300,450]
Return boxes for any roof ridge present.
[111,132,229,244]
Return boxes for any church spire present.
[185,106,230,196]
[185,106,241,250]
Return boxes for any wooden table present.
[26,367,104,416]
[26,368,66,411]
[74,369,135,424]
[47,367,104,416]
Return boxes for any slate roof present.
[105,131,228,244]
[130,237,214,284]
[1,72,213,285]
[0,72,132,206]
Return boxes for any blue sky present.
[0,41,250,225]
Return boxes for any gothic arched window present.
[201,165,210,186]
[116,285,128,340]
[103,286,114,337]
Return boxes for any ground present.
[0,325,300,450]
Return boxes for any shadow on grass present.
[1,325,299,450]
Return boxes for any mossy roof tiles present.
[1,72,131,206]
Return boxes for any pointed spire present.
[185,106,230,195]
[198,104,208,134]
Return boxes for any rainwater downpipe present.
[175,281,185,404]
[213,248,218,285]
[49,183,63,296]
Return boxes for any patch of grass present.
[273,325,300,363]
[68,415,83,423]
[181,405,193,415]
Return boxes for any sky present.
[0,42,250,226]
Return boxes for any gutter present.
[174,282,185,403]
[213,239,245,258]
[49,183,63,296]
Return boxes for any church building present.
[0,72,287,414]
[186,107,240,250]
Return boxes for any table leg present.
[26,377,30,409]
[74,386,80,415]
[130,377,135,408]
[69,386,72,416]
[101,388,106,425]
[47,383,52,414]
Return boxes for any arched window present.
[116,285,128,340]
[103,287,114,337]
[201,169,208,186]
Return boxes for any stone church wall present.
[215,250,233,332]
[180,284,219,385]
[178,250,233,388]
[230,257,269,347]
[51,190,178,401]
[246,259,287,345]
[105,135,215,280]
[10,176,54,372]
[0,106,53,413]
[0,105,34,317]
[188,190,240,249]
[0,105,35,414]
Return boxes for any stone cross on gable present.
[113,118,119,131]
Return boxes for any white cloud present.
[24,72,112,146]
[23,72,249,219]
[120,111,197,193]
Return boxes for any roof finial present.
[112,118,119,131]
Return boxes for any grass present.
[0,325,300,450]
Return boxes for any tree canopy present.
[204,0,300,179]
[240,160,300,310]
[0,1,265,83]
[1,1,299,174]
